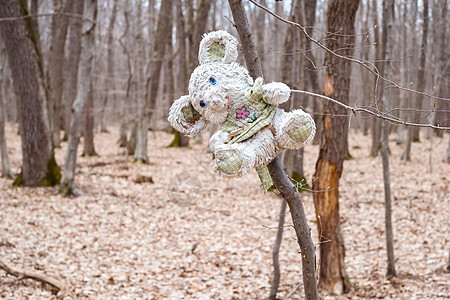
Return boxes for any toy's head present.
[168,31,253,137]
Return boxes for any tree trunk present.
[446,137,450,163]
[313,0,360,294]
[62,0,84,141]
[99,0,118,133]
[403,0,428,161]
[269,198,287,300]
[48,0,74,148]
[0,43,13,178]
[176,0,190,147]
[118,8,131,148]
[370,0,381,157]
[134,1,149,163]
[144,0,174,152]
[0,0,60,186]
[83,82,97,156]
[228,1,319,299]
[60,0,97,196]
[380,0,396,278]
[189,0,213,74]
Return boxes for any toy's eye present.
[209,76,217,86]
[199,100,206,107]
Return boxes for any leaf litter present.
[0,123,448,299]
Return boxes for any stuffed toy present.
[168,30,315,190]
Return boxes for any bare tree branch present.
[291,89,450,130]
[249,0,450,104]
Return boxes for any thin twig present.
[290,89,450,130]
[249,0,450,103]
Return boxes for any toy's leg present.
[275,109,316,149]
[214,128,277,177]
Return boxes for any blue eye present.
[199,100,206,107]
[209,76,217,85]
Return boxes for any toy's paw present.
[277,110,316,149]
[287,122,314,143]
[262,82,291,105]
[215,145,247,176]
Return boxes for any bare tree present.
[0,0,60,186]
[139,0,174,161]
[0,42,13,178]
[380,0,396,277]
[83,81,97,156]
[403,0,429,161]
[47,0,74,147]
[60,0,97,196]
[62,0,84,142]
[228,1,319,299]
[312,0,360,294]
[98,0,118,133]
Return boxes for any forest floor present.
[0,123,449,300]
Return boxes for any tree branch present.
[227,2,319,299]
[249,0,450,104]
[0,257,67,292]
[290,89,450,130]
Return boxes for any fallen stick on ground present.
[0,257,67,292]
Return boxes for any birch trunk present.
[60,0,97,196]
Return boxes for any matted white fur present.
[168,30,316,179]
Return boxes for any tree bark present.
[99,0,118,133]
[269,198,287,300]
[312,0,360,294]
[134,1,149,163]
[60,0,97,196]
[118,8,131,148]
[83,82,97,156]
[189,0,213,74]
[62,0,84,141]
[380,0,396,278]
[0,43,13,178]
[175,0,190,147]
[144,0,174,158]
[403,0,428,161]
[0,0,60,186]
[370,0,381,157]
[228,1,319,299]
[47,0,74,147]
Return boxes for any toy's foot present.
[215,145,246,176]
[278,110,315,149]
[287,122,314,143]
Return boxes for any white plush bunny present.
[168,30,315,190]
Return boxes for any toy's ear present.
[198,30,239,64]
[168,95,209,137]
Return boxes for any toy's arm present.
[262,82,291,105]
[168,95,208,137]
[209,130,228,153]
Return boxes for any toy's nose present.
[208,96,226,110]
